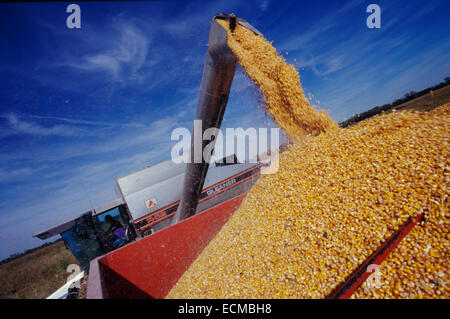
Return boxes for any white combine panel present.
[47,271,85,299]
[115,159,262,234]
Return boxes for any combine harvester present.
[34,13,266,299]
[34,158,262,298]
[85,13,266,299]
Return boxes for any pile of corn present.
[352,106,449,299]
[166,19,449,299]
[167,105,449,298]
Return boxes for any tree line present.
[340,77,450,128]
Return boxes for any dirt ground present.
[0,240,79,299]
[393,85,450,112]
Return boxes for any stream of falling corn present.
[216,19,338,140]
[166,20,449,299]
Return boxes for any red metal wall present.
[93,193,247,298]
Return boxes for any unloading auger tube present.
[172,14,263,225]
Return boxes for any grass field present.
[0,240,78,299]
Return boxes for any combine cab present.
[34,199,131,271]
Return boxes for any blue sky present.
[0,0,449,260]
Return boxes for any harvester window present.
[94,208,128,253]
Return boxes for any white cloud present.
[65,23,149,80]
[0,93,193,166]
[0,167,46,182]
[260,0,271,12]
[1,113,92,138]
[27,114,145,128]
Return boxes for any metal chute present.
[172,14,262,224]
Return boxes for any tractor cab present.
[34,199,135,271]
[92,204,133,253]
